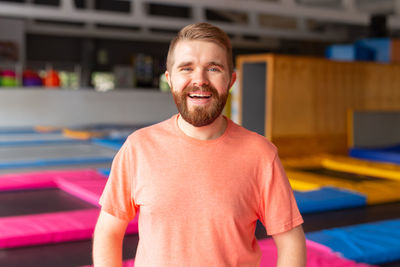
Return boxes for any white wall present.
[0,89,177,127]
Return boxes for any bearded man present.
[93,22,306,267]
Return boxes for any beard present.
[172,84,228,127]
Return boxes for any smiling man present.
[93,23,306,267]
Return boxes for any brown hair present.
[166,23,233,74]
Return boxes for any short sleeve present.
[258,153,303,235]
[99,138,137,221]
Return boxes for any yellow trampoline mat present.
[62,128,104,140]
[283,155,400,181]
[35,125,62,133]
[321,156,400,181]
[286,169,400,204]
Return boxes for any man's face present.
[165,40,236,127]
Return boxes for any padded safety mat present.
[294,187,367,214]
[0,132,84,146]
[0,169,138,248]
[307,218,400,264]
[350,145,400,165]
[0,143,116,169]
[287,168,400,205]
[92,138,126,150]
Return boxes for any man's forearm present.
[276,241,306,267]
[93,230,124,267]
[274,225,307,267]
[92,210,129,267]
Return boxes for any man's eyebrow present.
[176,61,225,69]
[208,62,225,69]
[176,61,193,68]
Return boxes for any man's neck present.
[177,115,227,141]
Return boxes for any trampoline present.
[0,121,398,266]
[283,154,400,184]
[92,137,126,151]
[97,168,111,177]
[0,169,138,249]
[63,123,151,140]
[319,155,400,181]
[282,154,400,206]
[294,187,367,214]
[286,168,400,205]
[307,218,400,265]
[0,142,117,170]
[0,127,39,134]
[0,132,86,146]
[350,145,400,165]
[282,110,400,182]
[2,174,400,267]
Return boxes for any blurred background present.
[2,1,400,267]
[0,0,398,90]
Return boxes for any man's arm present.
[93,210,130,267]
[272,225,306,267]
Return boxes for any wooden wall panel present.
[236,54,400,157]
[272,57,316,136]
[271,56,369,137]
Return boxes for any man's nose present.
[192,69,209,87]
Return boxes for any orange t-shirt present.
[99,115,303,266]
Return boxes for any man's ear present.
[165,71,172,89]
[230,72,237,88]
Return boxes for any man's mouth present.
[188,92,212,99]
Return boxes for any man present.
[93,23,306,267]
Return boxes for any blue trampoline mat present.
[350,144,400,164]
[0,127,38,134]
[294,187,367,214]
[97,168,111,177]
[0,142,117,170]
[0,127,62,134]
[0,139,88,147]
[0,131,85,147]
[68,123,150,130]
[90,123,150,150]
[0,157,114,169]
[307,218,400,264]
[92,138,126,151]
[67,123,151,139]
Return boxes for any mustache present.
[183,84,217,94]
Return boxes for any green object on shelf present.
[1,77,17,87]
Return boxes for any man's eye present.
[181,67,192,71]
[209,67,220,72]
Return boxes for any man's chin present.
[186,119,215,128]
[181,111,221,127]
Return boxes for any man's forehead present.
[171,40,228,67]
[174,40,225,52]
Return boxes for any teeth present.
[189,93,211,98]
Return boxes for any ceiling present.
[0,0,399,47]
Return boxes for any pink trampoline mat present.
[0,169,138,249]
[84,239,375,267]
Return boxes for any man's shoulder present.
[126,116,175,142]
[229,121,277,153]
